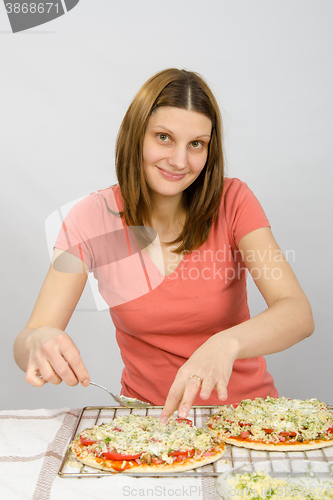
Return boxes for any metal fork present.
[89,382,151,408]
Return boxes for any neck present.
[147,192,185,242]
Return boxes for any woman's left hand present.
[160,227,315,423]
[160,333,239,423]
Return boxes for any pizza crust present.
[221,435,333,451]
[206,397,333,452]
[71,438,226,473]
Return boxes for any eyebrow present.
[151,125,211,139]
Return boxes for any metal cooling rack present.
[58,405,333,478]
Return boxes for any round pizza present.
[206,396,333,451]
[71,414,225,473]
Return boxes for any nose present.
[168,145,188,170]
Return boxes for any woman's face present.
[142,106,212,202]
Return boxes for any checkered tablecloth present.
[0,407,332,500]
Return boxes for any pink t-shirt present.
[55,178,278,405]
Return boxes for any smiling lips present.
[157,166,187,181]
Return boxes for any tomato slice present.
[169,448,195,458]
[263,428,274,434]
[279,431,297,437]
[168,448,195,458]
[171,450,195,462]
[101,450,143,460]
[327,427,333,433]
[202,451,216,457]
[80,435,97,446]
[175,418,193,426]
[174,454,188,462]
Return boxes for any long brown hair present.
[115,68,224,253]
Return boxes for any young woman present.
[13,69,314,422]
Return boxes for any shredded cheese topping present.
[76,415,217,465]
[224,471,333,499]
[208,397,333,444]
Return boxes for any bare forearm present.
[13,327,34,371]
[13,262,90,386]
[161,295,314,422]
[161,228,315,421]
[219,295,315,360]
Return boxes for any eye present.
[157,133,170,142]
[190,140,203,149]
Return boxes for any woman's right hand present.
[24,325,90,388]
[14,255,91,388]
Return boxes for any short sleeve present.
[53,187,125,271]
[223,178,270,248]
[54,195,101,269]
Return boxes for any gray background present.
[1,0,332,410]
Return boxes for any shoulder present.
[222,177,252,199]
[87,184,122,210]
[221,177,260,212]
[58,186,123,240]
[65,185,122,218]
[218,178,270,246]
[91,185,123,213]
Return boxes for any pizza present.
[206,396,333,451]
[71,414,225,473]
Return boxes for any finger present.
[67,355,90,387]
[177,376,202,419]
[25,364,48,388]
[36,359,63,385]
[56,336,90,386]
[35,343,75,385]
[41,338,89,387]
[49,357,80,386]
[216,379,228,401]
[160,382,184,424]
[37,336,77,385]
[199,375,215,401]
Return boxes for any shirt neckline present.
[141,249,192,284]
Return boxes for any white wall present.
[1,0,332,410]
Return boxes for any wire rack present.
[58,405,333,478]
